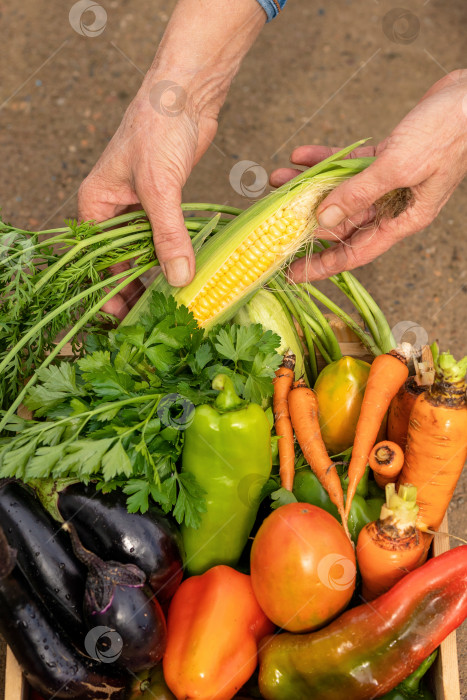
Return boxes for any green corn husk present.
[234,289,306,380]
[121,141,374,330]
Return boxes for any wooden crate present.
[3,319,461,700]
[4,514,460,700]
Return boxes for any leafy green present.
[0,292,281,526]
[0,207,235,417]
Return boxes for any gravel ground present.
[1,0,466,697]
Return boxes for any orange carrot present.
[345,349,409,519]
[288,379,350,539]
[273,352,296,491]
[357,483,426,600]
[387,379,426,451]
[398,347,467,531]
[388,347,434,451]
[369,440,404,488]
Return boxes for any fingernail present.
[164,256,190,286]
[318,204,345,229]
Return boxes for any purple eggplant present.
[0,480,86,635]
[38,481,184,605]
[0,527,128,699]
[65,522,167,673]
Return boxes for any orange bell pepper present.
[163,565,274,700]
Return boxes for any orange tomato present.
[250,503,356,632]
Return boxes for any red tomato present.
[250,503,356,632]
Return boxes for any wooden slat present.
[4,648,25,700]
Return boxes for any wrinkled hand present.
[78,91,218,318]
[270,70,467,281]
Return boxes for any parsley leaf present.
[25,364,84,415]
[173,472,207,528]
[102,441,133,480]
[214,324,263,364]
[80,365,135,399]
[0,292,282,524]
[244,352,282,403]
[187,343,213,374]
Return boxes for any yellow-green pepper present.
[314,356,371,455]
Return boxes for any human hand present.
[270,69,467,281]
[78,0,265,319]
[78,90,218,318]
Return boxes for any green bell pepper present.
[181,374,272,575]
[293,469,384,542]
[368,478,386,499]
[340,463,370,497]
[379,651,437,699]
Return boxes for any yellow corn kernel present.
[188,203,311,326]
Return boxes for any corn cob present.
[121,142,376,331]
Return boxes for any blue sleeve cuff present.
[256,0,287,22]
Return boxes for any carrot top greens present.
[0,206,239,421]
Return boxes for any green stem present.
[267,282,313,385]
[33,223,152,292]
[0,236,78,267]
[278,283,323,378]
[31,477,81,522]
[315,240,381,347]
[291,284,342,361]
[61,231,153,273]
[0,263,156,433]
[300,282,380,356]
[0,268,134,376]
[341,273,384,347]
[84,203,240,230]
[299,320,318,385]
[431,345,467,384]
[114,400,160,440]
[299,311,333,364]
[3,392,164,456]
[184,217,232,228]
[94,247,154,272]
[346,274,395,350]
[181,203,243,216]
[270,279,323,377]
[213,374,244,410]
[316,240,394,352]
[79,211,149,231]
